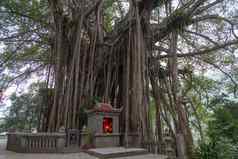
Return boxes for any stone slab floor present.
[0,140,167,159]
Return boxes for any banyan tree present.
[1,0,238,158]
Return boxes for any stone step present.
[86,147,149,159]
[116,154,169,159]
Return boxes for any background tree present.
[0,83,45,131]
[195,98,238,159]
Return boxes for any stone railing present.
[7,132,66,153]
[142,135,176,159]
[142,141,164,154]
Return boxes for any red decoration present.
[103,117,113,133]
[87,102,122,114]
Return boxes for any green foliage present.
[0,83,44,131]
[166,9,192,33]
[78,107,88,130]
[195,140,237,159]
[149,98,156,131]
[104,0,116,32]
[182,75,219,131]
[182,74,238,158]
[0,0,49,89]
[208,102,238,144]
[91,96,101,106]
[195,99,238,159]
[84,128,94,145]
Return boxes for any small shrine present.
[86,103,122,147]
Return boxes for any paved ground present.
[0,142,96,159]
[0,139,166,159]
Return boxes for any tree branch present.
[196,57,238,95]
[3,64,45,89]
[158,40,238,59]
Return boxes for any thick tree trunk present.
[43,1,196,155]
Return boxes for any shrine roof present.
[86,103,122,113]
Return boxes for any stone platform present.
[0,139,168,159]
[86,147,149,159]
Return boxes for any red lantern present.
[103,117,113,133]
